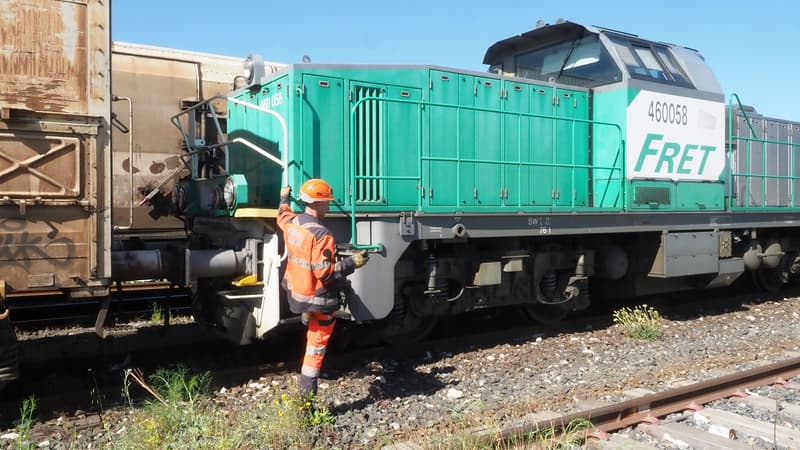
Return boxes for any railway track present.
[2,284,798,448]
[431,355,800,449]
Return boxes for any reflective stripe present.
[288,290,337,307]
[305,345,327,356]
[288,254,331,271]
[301,365,320,377]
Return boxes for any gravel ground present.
[3,291,800,449]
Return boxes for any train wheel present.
[752,267,787,293]
[382,316,438,346]
[382,290,438,345]
[522,303,571,324]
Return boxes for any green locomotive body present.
[172,21,800,342]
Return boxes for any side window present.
[633,46,668,81]
[610,36,693,88]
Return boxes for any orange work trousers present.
[299,312,336,397]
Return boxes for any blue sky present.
[113,1,799,120]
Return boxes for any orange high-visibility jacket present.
[278,200,355,313]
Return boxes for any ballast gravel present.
[4,291,800,449]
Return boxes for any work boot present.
[298,373,318,398]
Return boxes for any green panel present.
[591,88,627,209]
[675,182,724,210]
[530,86,554,207]
[301,74,346,204]
[428,70,460,207]
[384,85,422,207]
[227,75,289,209]
[555,89,589,207]
[473,76,502,207]
[457,73,476,208]
[502,81,530,208]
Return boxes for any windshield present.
[514,35,621,88]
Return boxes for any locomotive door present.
[472,76,502,208]
[427,70,460,208]
[502,82,530,208]
[427,70,502,209]
[300,74,345,204]
[503,81,553,208]
[554,89,589,208]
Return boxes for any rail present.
[347,95,625,249]
[492,356,800,445]
[728,93,800,210]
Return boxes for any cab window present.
[609,36,693,88]
[514,34,622,88]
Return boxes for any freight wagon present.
[0,0,283,386]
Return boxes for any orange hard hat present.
[299,178,334,203]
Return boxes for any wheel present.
[381,289,438,345]
[752,267,787,293]
[521,303,571,324]
[381,315,438,345]
[517,270,571,324]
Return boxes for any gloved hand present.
[280,186,292,198]
[352,250,369,268]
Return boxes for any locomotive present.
[2,2,799,386]
[178,18,800,344]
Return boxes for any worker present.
[278,179,369,399]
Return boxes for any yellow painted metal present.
[231,274,263,287]
[233,208,279,218]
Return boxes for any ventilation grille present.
[354,86,383,202]
[634,186,670,206]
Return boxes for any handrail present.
[134,95,290,208]
[169,94,289,184]
[347,95,625,249]
[730,93,758,139]
[112,95,134,230]
[728,93,800,209]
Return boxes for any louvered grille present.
[354,86,383,202]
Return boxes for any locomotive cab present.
[483,20,722,96]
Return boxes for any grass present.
[13,395,37,450]
[524,418,594,449]
[613,304,664,340]
[404,415,594,449]
[114,366,335,449]
[149,302,162,323]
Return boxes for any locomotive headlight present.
[243,55,253,82]
[242,53,265,86]
[223,177,236,210]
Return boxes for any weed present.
[14,395,37,450]
[613,304,664,340]
[113,367,334,449]
[525,418,594,449]
[273,392,335,427]
[150,302,162,323]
